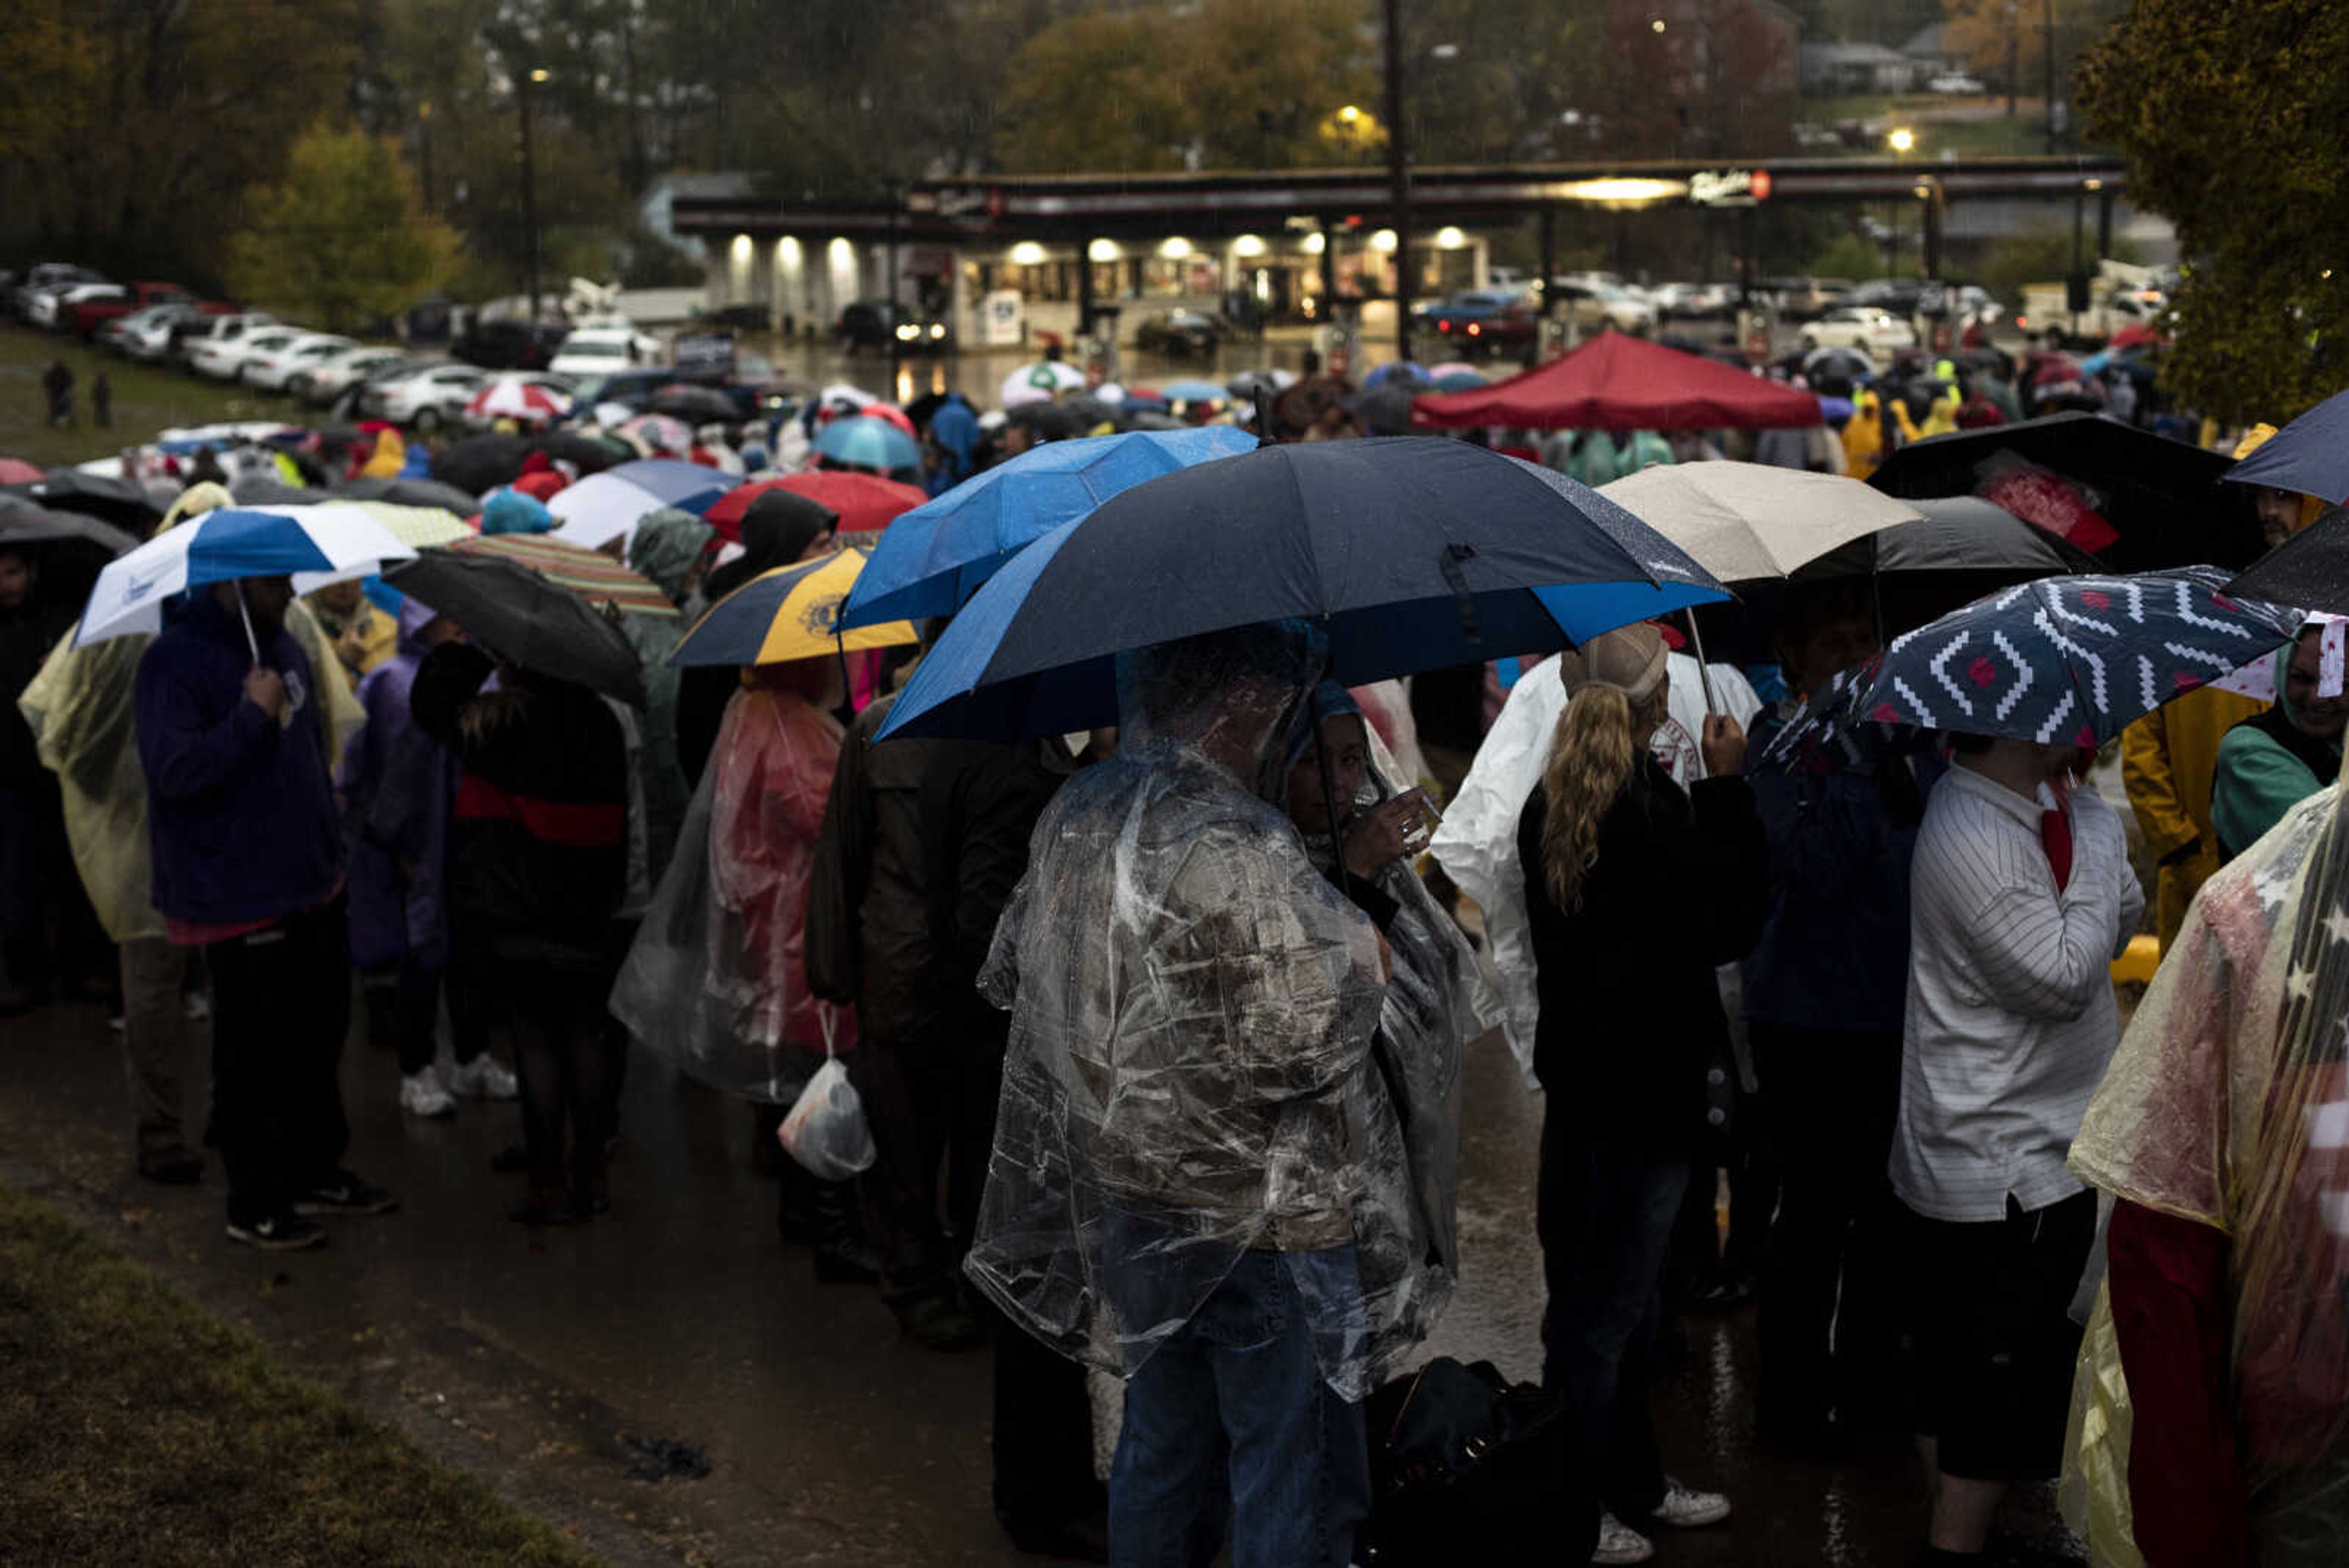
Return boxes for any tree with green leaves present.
[225,124,460,333]
[2077,0,2349,421]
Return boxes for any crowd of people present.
[5,349,2347,1568]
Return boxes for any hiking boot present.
[227,1209,326,1251]
[294,1170,400,1216]
[445,1054,519,1101]
[399,1068,456,1118]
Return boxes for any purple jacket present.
[338,606,456,970]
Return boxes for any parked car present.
[335,355,437,420]
[1757,276,1852,320]
[1801,307,1918,355]
[834,299,951,353]
[100,302,195,356]
[1652,282,1738,320]
[292,345,410,405]
[1545,279,1656,334]
[1133,308,1225,357]
[451,318,567,371]
[372,362,491,429]
[65,281,192,339]
[164,307,259,365]
[1928,73,1988,94]
[548,325,661,378]
[1422,291,1537,356]
[10,264,105,322]
[189,321,304,381]
[1846,278,1929,316]
[245,332,358,392]
[29,281,127,331]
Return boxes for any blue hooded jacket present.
[134,589,344,926]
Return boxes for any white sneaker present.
[182,991,210,1021]
[1651,1477,1732,1529]
[399,1069,456,1118]
[444,1055,519,1101]
[1592,1511,1656,1565]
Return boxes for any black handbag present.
[1357,1356,1595,1566]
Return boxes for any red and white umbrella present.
[466,376,571,423]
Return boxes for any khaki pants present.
[119,937,191,1161]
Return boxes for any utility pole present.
[2006,3,2019,119]
[1382,0,1412,364]
[2042,0,2057,154]
[519,66,547,322]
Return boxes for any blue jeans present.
[1535,1112,1691,1519]
[1106,1245,1371,1568]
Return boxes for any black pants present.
[205,899,352,1221]
[1750,1023,1906,1432]
[499,957,617,1186]
[362,953,488,1077]
[852,1024,1004,1305]
[982,1294,1104,1528]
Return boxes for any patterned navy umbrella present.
[1764,565,2306,769]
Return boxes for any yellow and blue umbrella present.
[669,546,919,667]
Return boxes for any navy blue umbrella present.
[2226,389,2349,507]
[876,436,1729,740]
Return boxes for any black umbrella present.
[1115,407,1189,433]
[229,476,333,506]
[339,475,481,514]
[431,434,533,496]
[1801,345,1876,382]
[2226,505,2349,615]
[6,470,163,533]
[1060,393,1118,431]
[648,383,744,424]
[1006,401,1084,442]
[0,496,139,557]
[1344,382,1419,437]
[530,431,626,475]
[382,549,645,705]
[1866,411,2258,573]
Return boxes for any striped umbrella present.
[338,500,474,549]
[546,459,731,551]
[450,532,678,620]
[670,546,916,667]
[466,376,571,423]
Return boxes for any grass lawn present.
[0,1181,601,1567]
[0,323,302,470]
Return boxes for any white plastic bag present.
[777,1009,874,1180]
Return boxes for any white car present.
[1802,307,1918,355]
[1928,73,1989,95]
[549,326,661,378]
[187,318,297,381]
[375,362,491,429]
[32,281,125,330]
[244,333,358,392]
[101,303,190,355]
[293,346,410,406]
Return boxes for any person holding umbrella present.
[135,570,399,1249]
[2212,623,2348,863]
[967,621,1395,1568]
[1517,623,1759,1565]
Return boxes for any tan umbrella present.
[1600,463,1925,585]
[1600,463,1924,710]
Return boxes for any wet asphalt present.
[0,987,2076,1566]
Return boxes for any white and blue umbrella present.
[546,458,731,551]
[76,503,415,651]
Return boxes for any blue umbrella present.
[1763,565,2304,770]
[1364,360,1431,388]
[838,427,1256,630]
[1433,370,1488,393]
[877,436,1729,740]
[2225,388,2349,506]
[814,415,923,472]
[598,458,733,514]
[76,503,417,649]
[1158,378,1229,406]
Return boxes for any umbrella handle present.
[1682,609,1719,724]
[232,579,261,664]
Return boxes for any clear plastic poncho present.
[965,623,1443,1401]
[610,671,853,1103]
[2068,766,2349,1563]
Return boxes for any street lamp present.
[518,67,551,323]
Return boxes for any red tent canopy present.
[1409,330,1824,432]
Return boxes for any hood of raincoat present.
[626,507,714,606]
[2234,422,2330,534]
[480,488,553,537]
[705,489,838,605]
[965,618,1423,1400]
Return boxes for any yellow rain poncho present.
[2066,760,2349,1564]
[13,483,366,941]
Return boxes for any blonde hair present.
[1538,684,1661,912]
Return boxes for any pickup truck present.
[2014,281,2164,348]
[65,281,196,339]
